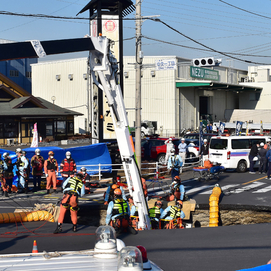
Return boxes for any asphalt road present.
[1,168,271,270]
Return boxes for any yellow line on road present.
[242,176,267,185]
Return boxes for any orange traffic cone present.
[32,240,38,253]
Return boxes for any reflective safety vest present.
[65,176,83,195]
[112,199,128,216]
[46,159,57,170]
[60,158,76,177]
[149,207,161,219]
[168,206,181,219]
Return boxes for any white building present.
[32,56,259,137]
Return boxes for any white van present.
[209,136,270,173]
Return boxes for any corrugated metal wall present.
[32,58,88,134]
[123,56,177,136]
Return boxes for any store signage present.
[190,66,219,81]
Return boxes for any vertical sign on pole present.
[218,121,225,136]
[235,121,243,136]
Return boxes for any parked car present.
[149,137,199,164]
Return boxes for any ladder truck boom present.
[89,36,151,230]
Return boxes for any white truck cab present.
[209,135,270,172]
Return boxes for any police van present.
[209,136,270,173]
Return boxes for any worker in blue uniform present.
[167,148,183,181]
[106,189,136,235]
[168,176,185,201]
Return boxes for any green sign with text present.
[190,66,219,81]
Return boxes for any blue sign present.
[218,122,225,136]
[236,121,243,136]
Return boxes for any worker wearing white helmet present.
[30,148,45,191]
[15,148,28,192]
[60,151,77,182]
[178,138,187,173]
[164,137,174,165]
[167,148,183,182]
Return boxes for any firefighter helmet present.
[112,184,119,190]
[35,148,40,154]
[176,200,183,207]
[76,172,84,179]
[16,148,22,153]
[174,176,181,182]
[114,188,122,196]
[155,200,162,207]
[48,151,54,156]
[3,152,9,158]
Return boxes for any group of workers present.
[0,148,93,196]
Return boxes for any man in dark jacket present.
[249,142,259,174]
[259,142,267,174]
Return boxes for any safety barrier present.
[209,185,222,227]
[0,211,54,224]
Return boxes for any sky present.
[1,0,271,70]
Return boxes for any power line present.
[219,0,271,20]
[143,36,271,57]
[150,18,271,65]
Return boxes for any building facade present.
[32,56,259,138]
[0,39,37,93]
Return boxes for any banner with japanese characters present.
[235,121,243,136]
[218,122,225,136]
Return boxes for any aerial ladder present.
[0,35,151,230]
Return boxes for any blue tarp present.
[0,144,112,186]
[237,264,271,270]
[23,143,112,176]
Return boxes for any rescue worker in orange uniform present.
[106,188,137,235]
[44,151,58,194]
[60,151,77,182]
[167,176,185,202]
[54,172,85,234]
[30,148,44,191]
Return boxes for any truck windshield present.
[210,139,228,150]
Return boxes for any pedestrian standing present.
[258,142,267,174]
[2,152,14,195]
[249,142,259,174]
[178,138,187,172]
[266,147,271,180]
[164,137,174,165]
[30,149,44,191]
[22,151,30,193]
[15,148,28,192]
[167,148,183,181]
[200,139,209,166]
[44,151,58,194]
[60,151,77,182]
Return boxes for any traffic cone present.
[32,240,38,253]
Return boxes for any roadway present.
[1,169,271,270]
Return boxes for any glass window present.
[68,122,74,133]
[57,121,66,134]
[4,122,18,138]
[232,139,250,149]
[46,123,53,136]
[210,139,228,150]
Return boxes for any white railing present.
[80,157,201,181]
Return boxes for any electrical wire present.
[149,18,271,65]
[143,36,271,57]
[219,0,271,20]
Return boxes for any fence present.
[81,155,201,181]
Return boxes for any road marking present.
[232,182,265,194]
[242,176,267,185]
[186,185,214,195]
[200,184,239,195]
[252,185,271,193]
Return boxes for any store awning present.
[176,81,262,92]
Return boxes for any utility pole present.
[135,0,142,171]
